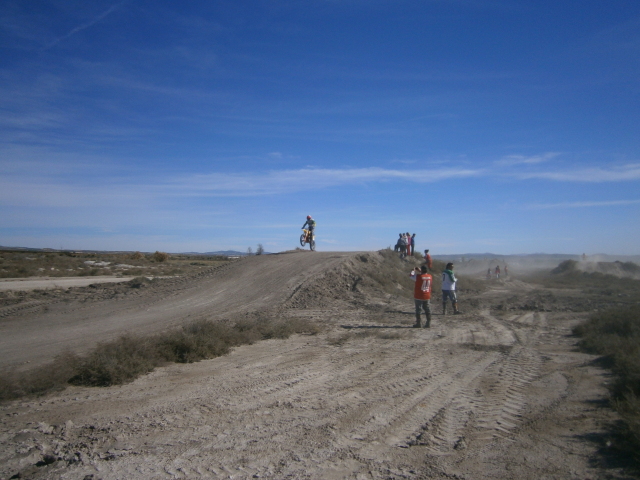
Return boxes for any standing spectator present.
[424,249,432,269]
[442,262,460,315]
[486,268,492,279]
[405,232,412,255]
[411,265,433,328]
[495,265,500,279]
[504,265,509,277]
[401,234,408,258]
[410,234,416,257]
[394,234,403,253]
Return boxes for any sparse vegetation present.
[528,261,640,308]
[573,305,640,456]
[0,317,319,401]
[362,249,484,298]
[328,328,405,346]
[152,251,169,262]
[256,244,264,255]
[0,249,231,279]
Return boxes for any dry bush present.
[0,317,319,400]
[573,305,640,455]
[70,335,161,387]
[128,276,153,288]
[0,352,80,401]
[327,328,403,345]
[152,251,169,262]
[130,251,144,260]
[158,321,238,363]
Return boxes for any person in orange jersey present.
[410,265,433,328]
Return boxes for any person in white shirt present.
[442,262,460,315]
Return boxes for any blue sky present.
[1,0,639,254]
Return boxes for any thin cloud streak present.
[168,167,484,196]
[495,152,560,166]
[527,199,640,209]
[511,164,640,182]
[0,167,483,208]
[3,161,640,209]
[45,2,127,50]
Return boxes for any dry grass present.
[361,249,484,299]
[0,249,231,279]
[0,317,319,401]
[573,305,640,457]
[528,260,640,306]
[328,327,405,345]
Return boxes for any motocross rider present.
[302,215,316,240]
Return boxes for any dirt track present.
[0,251,634,479]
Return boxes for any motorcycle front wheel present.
[300,234,306,247]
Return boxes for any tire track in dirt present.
[0,300,47,318]
[0,252,625,480]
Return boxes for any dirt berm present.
[0,251,352,370]
[0,250,635,479]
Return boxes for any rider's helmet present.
[307,215,311,219]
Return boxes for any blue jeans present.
[442,290,457,303]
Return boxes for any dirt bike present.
[300,229,316,251]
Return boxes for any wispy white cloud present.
[527,199,640,210]
[512,164,640,182]
[166,167,483,196]
[495,152,560,166]
[0,166,482,211]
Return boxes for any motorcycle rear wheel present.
[309,239,316,251]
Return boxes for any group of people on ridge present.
[394,233,416,257]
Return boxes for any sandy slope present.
[0,251,634,479]
[0,252,351,370]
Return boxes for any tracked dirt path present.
[0,251,633,479]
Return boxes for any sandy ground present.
[0,251,636,479]
[0,276,136,292]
